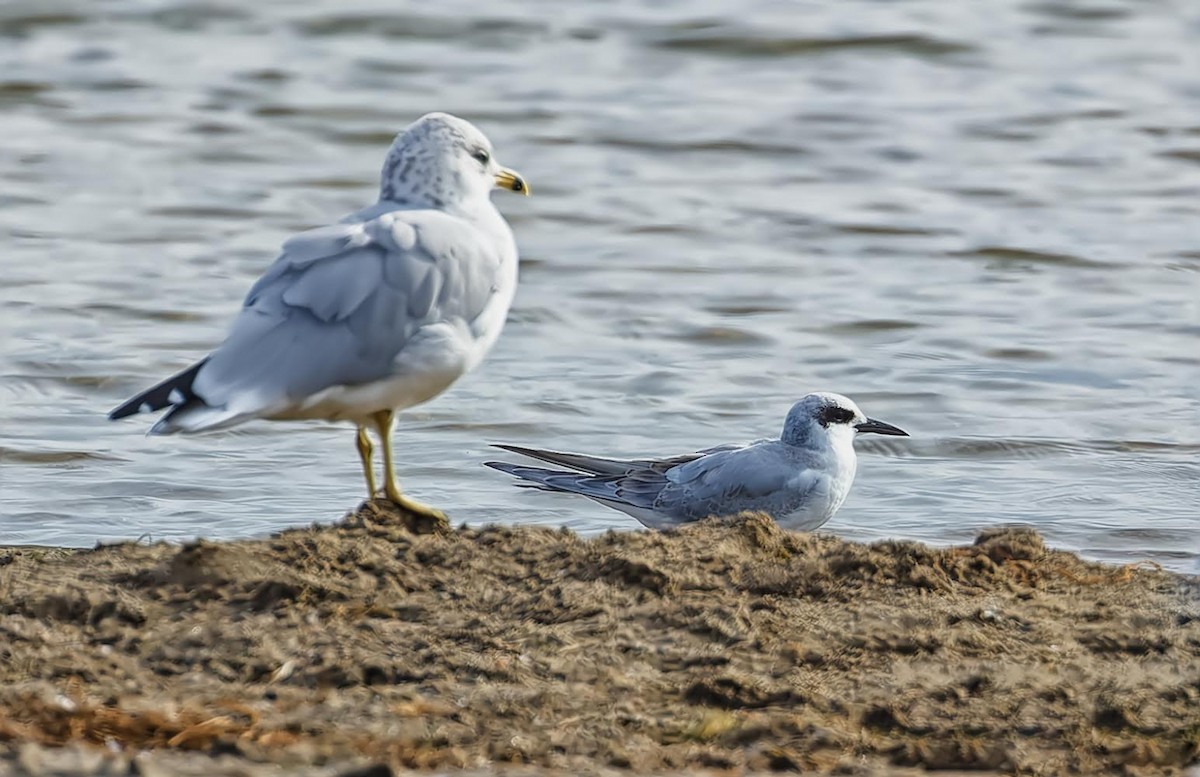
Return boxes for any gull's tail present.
[109,360,208,422]
[108,358,251,435]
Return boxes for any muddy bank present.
[1,504,1197,776]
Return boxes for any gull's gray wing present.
[149,209,507,431]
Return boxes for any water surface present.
[2,0,1197,571]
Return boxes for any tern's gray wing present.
[482,459,677,514]
[490,443,734,476]
[159,209,506,431]
[651,442,819,522]
[482,442,745,501]
[485,440,814,528]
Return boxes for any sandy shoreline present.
[1,503,1197,776]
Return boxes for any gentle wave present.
[0,447,122,465]
[860,437,1200,460]
[648,27,974,58]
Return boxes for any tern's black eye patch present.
[818,406,856,427]
[472,148,490,164]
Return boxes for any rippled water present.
[2,0,1197,572]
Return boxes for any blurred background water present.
[1,0,1196,572]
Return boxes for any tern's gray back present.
[650,441,827,523]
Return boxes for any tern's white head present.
[781,392,908,449]
[379,112,529,208]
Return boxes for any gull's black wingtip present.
[106,359,209,424]
[108,397,145,421]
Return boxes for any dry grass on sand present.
[1,504,1197,776]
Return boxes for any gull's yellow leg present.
[372,409,447,520]
[355,424,376,497]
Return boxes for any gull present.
[485,392,907,530]
[109,112,529,519]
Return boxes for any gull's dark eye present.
[818,406,856,427]
[472,148,490,165]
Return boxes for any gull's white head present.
[379,112,529,208]
[781,392,908,449]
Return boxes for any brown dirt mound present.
[1,505,1197,776]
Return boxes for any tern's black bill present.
[855,418,909,436]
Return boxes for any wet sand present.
[1,504,1197,776]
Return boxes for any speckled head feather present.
[379,112,505,208]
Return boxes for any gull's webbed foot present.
[369,408,449,525]
[385,490,448,522]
